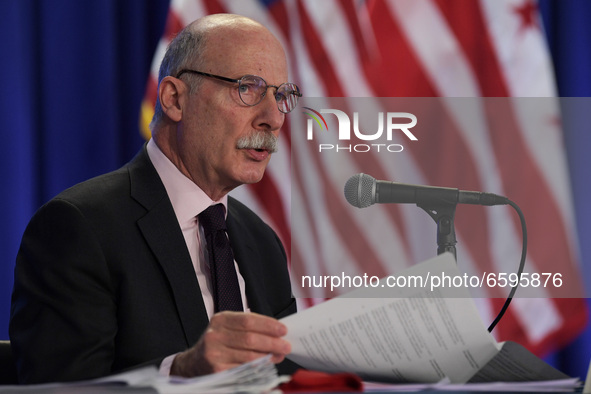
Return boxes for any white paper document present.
[0,356,287,394]
[282,253,575,387]
[364,377,581,392]
[152,354,288,393]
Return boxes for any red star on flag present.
[514,0,540,32]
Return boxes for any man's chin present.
[240,174,266,185]
[234,167,268,186]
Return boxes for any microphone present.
[344,173,509,208]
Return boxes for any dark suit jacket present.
[9,146,297,384]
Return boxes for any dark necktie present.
[198,204,243,312]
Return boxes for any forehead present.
[200,24,288,83]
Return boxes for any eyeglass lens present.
[238,76,300,113]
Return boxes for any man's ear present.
[158,76,186,122]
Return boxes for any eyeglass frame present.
[175,69,302,114]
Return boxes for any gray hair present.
[149,26,207,130]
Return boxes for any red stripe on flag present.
[290,156,333,298]
[339,1,371,63]
[144,76,158,108]
[268,0,291,48]
[296,1,345,97]
[163,9,185,42]
[249,173,291,258]
[364,0,437,97]
[203,0,227,15]
[531,299,588,355]
[290,241,320,303]
[434,0,509,96]
[266,3,295,153]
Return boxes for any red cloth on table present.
[279,369,363,392]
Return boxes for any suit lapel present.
[226,199,271,316]
[128,147,209,346]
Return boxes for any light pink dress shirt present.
[146,139,250,374]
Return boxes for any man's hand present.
[170,311,291,377]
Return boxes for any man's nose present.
[254,90,285,132]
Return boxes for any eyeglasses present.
[176,69,302,114]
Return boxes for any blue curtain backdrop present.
[1,0,590,378]
[0,0,170,339]
[539,0,591,378]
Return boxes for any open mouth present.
[245,148,270,161]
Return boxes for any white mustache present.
[236,132,278,153]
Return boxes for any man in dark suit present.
[10,13,301,384]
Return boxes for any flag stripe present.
[203,0,227,15]
[435,0,509,96]
[296,1,345,97]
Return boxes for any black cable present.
[487,199,527,332]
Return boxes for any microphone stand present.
[417,201,458,262]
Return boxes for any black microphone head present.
[344,173,376,208]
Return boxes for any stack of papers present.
[0,356,288,393]
[364,377,581,392]
[281,253,581,391]
[153,355,289,393]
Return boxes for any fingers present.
[207,311,291,356]
[210,311,287,337]
[196,342,287,371]
[171,312,291,377]
[203,324,290,355]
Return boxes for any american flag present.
[141,0,587,358]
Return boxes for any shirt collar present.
[146,139,228,226]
